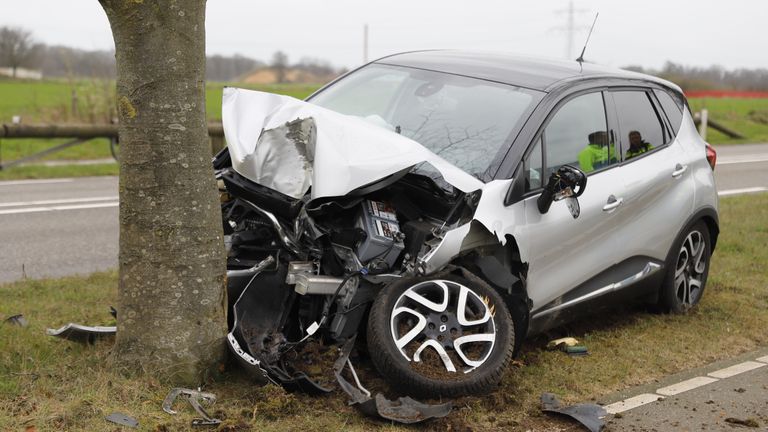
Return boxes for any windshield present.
[309,64,542,179]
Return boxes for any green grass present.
[0,80,320,168]
[205,83,321,121]
[688,97,768,144]
[1,193,767,431]
[0,163,118,180]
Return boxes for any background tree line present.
[624,61,768,92]
[3,25,767,89]
[0,26,344,82]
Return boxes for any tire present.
[658,220,711,313]
[367,274,514,398]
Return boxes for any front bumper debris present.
[46,323,116,343]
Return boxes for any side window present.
[654,89,684,137]
[612,91,666,160]
[523,137,543,190]
[544,92,614,175]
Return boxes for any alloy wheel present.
[389,279,496,373]
[674,230,707,307]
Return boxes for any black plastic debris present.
[105,412,138,428]
[46,323,116,343]
[541,392,606,432]
[724,417,760,428]
[4,314,28,327]
[162,387,221,427]
[334,337,452,424]
[226,261,334,394]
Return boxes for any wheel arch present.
[451,226,531,356]
[685,206,719,252]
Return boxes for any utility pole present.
[553,0,588,60]
[363,23,369,64]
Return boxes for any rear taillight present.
[705,143,717,171]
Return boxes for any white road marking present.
[0,196,118,208]
[605,354,768,415]
[718,187,768,196]
[718,155,768,165]
[656,376,718,396]
[0,202,118,215]
[707,361,766,379]
[0,178,75,186]
[604,394,662,414]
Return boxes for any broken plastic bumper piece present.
[46,323,116,343]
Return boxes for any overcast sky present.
[3,0,767,70]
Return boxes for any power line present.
[553,0,589,59]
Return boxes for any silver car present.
[217,50,719,403]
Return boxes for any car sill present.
[532,262,662,319]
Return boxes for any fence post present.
[698,109,708,140]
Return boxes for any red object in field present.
[705,143,717,171]
[685,90,768,99]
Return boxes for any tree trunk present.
[99,0,227,384]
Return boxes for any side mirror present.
[537,165,587,214]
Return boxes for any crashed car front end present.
[216,88,531,421]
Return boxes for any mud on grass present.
[1,194,767,431]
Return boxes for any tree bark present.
[99,0,227,384]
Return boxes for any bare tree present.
[0,26,38,77]
[98,0,227,384]
[271,50,289,83]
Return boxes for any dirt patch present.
[250,385,301,421]
[282,340,339,389]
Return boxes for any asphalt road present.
[0,143,766,284]
[0,176,118,283]
[603,349,768,431]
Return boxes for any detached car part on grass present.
[218,88,529,411]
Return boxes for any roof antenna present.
[576,12,599,63]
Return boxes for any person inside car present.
[626,130,653,159]
[578,130,614,173]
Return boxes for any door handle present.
[602,195,623,212]
[672,163,688,178]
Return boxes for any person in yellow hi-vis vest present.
[577,130,615,173]
[626,130,654,159]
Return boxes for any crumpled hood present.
[222,87,483,199]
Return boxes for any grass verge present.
[1,194,766,431]
[0,80,321,168]
[0,163,118,181]
[688,97,768,145]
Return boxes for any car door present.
[516,91,628,314]
[607,89,695,264]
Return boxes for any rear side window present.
[612,91,666,160]
[654,89,684,137]
[544,92,615,175]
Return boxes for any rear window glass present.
[612,91,666,160]
[654,89,684,136]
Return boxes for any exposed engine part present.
[355,200,404,269]
[402,219,434,260]
[332,244,364,272]
[290,273,358,296]
[226,255,276,278]
[239,198,303,256]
